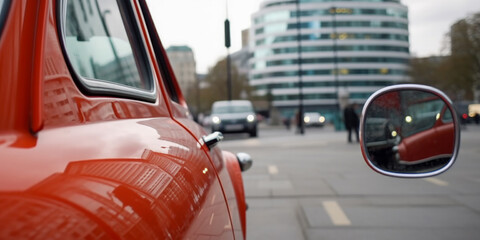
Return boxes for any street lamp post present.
[330,6,342,130]
[225,1,232,101]
[225,19,232,101]
[331,7,339,99]
[296,0,304,135]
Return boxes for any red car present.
[0,0,250,239]
[397,98,455,164]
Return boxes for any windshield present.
[402,98,446,137]
[213,105,253,114]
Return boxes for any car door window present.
[61,0,156,101]
[0,0,10,35]
[403,98,445,137]
[442,107,453,123]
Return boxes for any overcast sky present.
[146,0,479,74]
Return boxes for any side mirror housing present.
[360,84,460,178]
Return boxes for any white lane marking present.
[210,194,216,205]
[209,213,215,225]
[268,165,279,175]
[322,201,352,226]
[425,177,449,186]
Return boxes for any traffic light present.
[224,19,231,48]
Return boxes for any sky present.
[146,0,480,74]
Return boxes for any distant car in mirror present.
[211,100,258,137]
[303,112,326,127]
[360,84,460,178]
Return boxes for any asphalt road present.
[219,124,480,240]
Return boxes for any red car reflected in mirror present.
[397,99,455,165]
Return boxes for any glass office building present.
[249,0,410,120]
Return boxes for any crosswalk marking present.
[322,200,351,226]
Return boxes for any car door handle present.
[202,132,224,150]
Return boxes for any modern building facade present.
[166,46,197,95]
[249,0,410,119]
[231,29,251,77]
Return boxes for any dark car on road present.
[211,100,258,137]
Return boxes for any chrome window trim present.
[57,0,157,103]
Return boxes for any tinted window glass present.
[442,107,453,123]
[0,0,9,34]
[64,0,149,90]
[403,98,445,137]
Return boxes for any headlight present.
[405,116,412,123]
[391,130,398,137]
[212,116,221,124]
[304,116,310,123]
[247,114,255,122]
[319,116,325,123]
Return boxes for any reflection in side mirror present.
[360,84,460,178]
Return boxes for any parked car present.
[201,114,212,127]
[210,100,258,137]
[303,112,326,127]
[0,0,251,239]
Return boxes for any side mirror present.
[360,84,460,178]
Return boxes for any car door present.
[137,1,246,238]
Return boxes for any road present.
[218,124,480,240]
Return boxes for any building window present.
[256,33,408,46]
[250,0,409,117]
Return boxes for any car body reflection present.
[398,100,455,165]
[364,89,456,173]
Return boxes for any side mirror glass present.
[360,84,460,178]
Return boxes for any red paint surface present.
[0,1,246,239]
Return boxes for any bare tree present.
[409,12,480,102]
[185,58,252,114]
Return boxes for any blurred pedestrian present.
[295,110,303,134]
[283,116,291,130]
[344,103,359,143]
